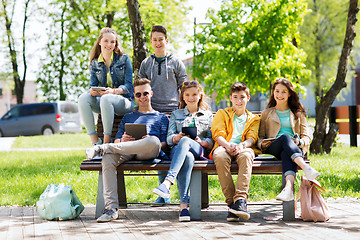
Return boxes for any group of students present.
[79,25,321,223]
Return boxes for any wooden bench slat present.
[80,158,309,173]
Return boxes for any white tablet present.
[91,86,107,92]
[125,123,147,140]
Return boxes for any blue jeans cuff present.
[103,132,112,136]
[284,170,296,177]
[180,199,189,204]
[165,176,175,185]
[290,153,302,161]
[88,131,97,136]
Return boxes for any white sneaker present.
[97,207,118,222]
[85,145,102,160]
[276,187,294,201]
[303,165,321,181]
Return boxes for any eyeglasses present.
[182,81,198,87]
[135,91,150,98]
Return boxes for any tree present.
[127,0,148,77]
[37,0,189,101]
[1,0,31,103]
[192,0,310,100]
[299,0,348,108]
[310,0,359,154]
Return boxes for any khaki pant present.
[101,136,161,209]
[212,146,254,205]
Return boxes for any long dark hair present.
[267,78,306,118]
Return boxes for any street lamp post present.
[193,17,210,74]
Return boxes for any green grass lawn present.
[1,134,359,206]
[11,133,91,149]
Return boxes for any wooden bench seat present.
[82,113,309,221]
[80,155,309,220]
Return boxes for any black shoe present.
[229,199,250,220]
[226,211,239,222]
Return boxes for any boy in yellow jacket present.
[211,82,260,222]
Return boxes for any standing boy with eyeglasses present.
[210,82,260,222]
[85,78,169,223]
[139,25,188,205]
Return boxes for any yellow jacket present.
[210,107,261,158]
[257,107,311,154]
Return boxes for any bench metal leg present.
[281,174,295,221]
[201,172,209,209]
[283,201,295,221]
[117,170,127,209]
[189,170,202,220]
[95,171,105,219]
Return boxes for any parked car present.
[0,101,82,137]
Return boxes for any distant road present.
[0,137,85,151]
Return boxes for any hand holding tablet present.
[125,123,147,140]
[182,127,197,140]
[91,86,107,92]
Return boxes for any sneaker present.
[179,208,191,222]
[85,145,102,160]
[276,187,294,201]
[226,211,239,222]
[303,165,321,181]
[153,183,170,199]
[229,199,250,220]
[150,196,171,207]
[96,207,118,222]
[92,137,102,146]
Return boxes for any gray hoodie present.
[139,53,187,112]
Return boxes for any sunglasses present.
[135,91,150,98]
[182,81,198,87]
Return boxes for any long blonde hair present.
[179,80,209,110]
[89,27,123,67]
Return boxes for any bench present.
[80,114,309,221]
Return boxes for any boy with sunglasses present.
[210,82,260,222]
[85,78,169,223]
[139,25,187,205]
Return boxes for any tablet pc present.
[182,126,197,140]
[91,86,107,92]
[125,123,147,140]
[263,138,277,141]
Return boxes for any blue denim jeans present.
[265,134,303,177]
[166,137,204,204]
[78,92,134,136]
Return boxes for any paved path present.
[0,137,16,151]
[1,199,359,240]
[0,137,86,152]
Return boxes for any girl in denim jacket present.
[153,80,213,222]
[78,28,135,145]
